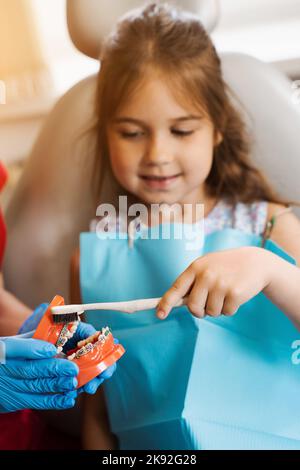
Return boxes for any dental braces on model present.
[55,312,112,361]
[56,321,80,353]
[67,327,112,361]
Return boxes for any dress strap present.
[261,206,292,247]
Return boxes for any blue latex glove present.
[18,303,49,335]
[0,337,78,413]
[19,304,118,395]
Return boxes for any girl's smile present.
[139,172,183,191]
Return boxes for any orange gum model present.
[33,295,125,388]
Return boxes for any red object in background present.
[0,161,7,267]
[0,410,42,450]
[0,410,80,450]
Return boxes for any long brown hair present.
[92,2,297,208]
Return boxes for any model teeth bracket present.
[55,321,79,353]
[67,327,112,361]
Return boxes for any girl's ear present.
[214,130,223,146]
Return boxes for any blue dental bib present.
[80,225,300,449]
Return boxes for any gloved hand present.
[18,303,49,335]
[0,337,78,413]
[19,304,118,395]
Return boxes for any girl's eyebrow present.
[112,115,203,125]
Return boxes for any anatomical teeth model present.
[33,296,125,388]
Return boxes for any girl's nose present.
[143,138,173,167]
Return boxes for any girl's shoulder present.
[207,199,300,263]
[263,202,300,264]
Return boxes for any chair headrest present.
[67,0,220,59]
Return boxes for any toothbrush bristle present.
[52,312,80,324]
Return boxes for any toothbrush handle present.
[51,296,189,316]
[82,295,189,314]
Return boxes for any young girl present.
[72,3,300,450]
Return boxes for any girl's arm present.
[261,203,300,330]
[71,248,117,450]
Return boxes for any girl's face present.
[106,73,221,207]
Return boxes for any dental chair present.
[4,0,300,308]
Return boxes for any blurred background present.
[0,0,299,207]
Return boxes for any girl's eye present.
[119,131,144,139]
[171,129,194,137]
[118,129,194,139]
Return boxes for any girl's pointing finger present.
[156,268,195,320]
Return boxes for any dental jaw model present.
[33,295,125,388]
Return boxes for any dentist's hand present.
[0,337,78,413]
[19,304,118,395]
[18,303,49,335]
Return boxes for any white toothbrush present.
[51,296,188,323]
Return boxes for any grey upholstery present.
[67,0,220,59]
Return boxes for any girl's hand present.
[156,247,277,320]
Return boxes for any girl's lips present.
[139,173,182,189]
